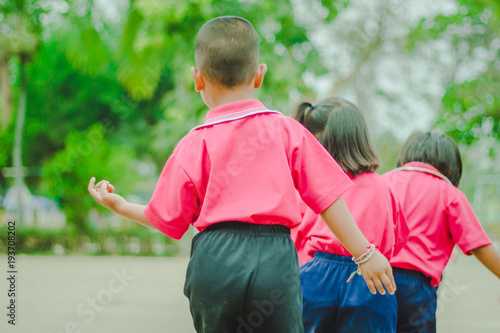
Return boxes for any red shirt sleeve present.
[144,153,199,240]
[448,189,492,255]
[291,127,352,214]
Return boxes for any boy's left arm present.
[470,244,500,279]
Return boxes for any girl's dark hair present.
[294,97,379,176]
[396,131,462,187]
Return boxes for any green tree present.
[406,0,500,145]
[41,123,136,234]
[0,0,43,218]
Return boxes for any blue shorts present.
[300,252,397,333]
[393,267,438,333]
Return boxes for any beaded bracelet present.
[353,244,375,265]
[346,244,377,283]
[352,244,372,261]
[357,246,376,264]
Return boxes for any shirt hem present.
[461,238,493,256]
[144,205,186,240]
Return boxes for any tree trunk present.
[1,57,11,130]
[13,55,27,221]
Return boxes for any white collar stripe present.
[394,166,452,184]
[191,110,283,132]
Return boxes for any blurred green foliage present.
[438,69,500,147]
[405,0,500,144]
[40,123,136,233]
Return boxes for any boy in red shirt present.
[88,16,395,333]
[384,132,500,333]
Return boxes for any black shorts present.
[184,221,303,333]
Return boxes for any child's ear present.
[191,67,205,92]
[254,63,267,89]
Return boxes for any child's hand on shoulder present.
[88,177,126,212]
[359,251,396,295]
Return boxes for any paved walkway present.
[0,254,498,332]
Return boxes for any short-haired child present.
[88,16,396,333]
[384,131,500,333]
[292,97,408,333]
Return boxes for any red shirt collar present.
[205,99,268,122]
[345,171,373,180]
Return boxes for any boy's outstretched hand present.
[358,251,396,295]
[87,177,155,229]
[88,177,126,212]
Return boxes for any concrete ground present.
[0,254,498,333]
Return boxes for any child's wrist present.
[352,244,377,265]
[111,198,128,214]
[346,245,379,283]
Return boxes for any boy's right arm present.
[320,197,396,295]
[470,244,500,279]
[88,177,157,230]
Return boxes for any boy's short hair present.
[294,97,380,177]
[195,16,260,88]
[396,131,463,187]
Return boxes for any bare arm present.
[113,201,155,229]
[320,197,396,295]
[88,177,156,230]
[470,244,500,279]
[320,197,370,255]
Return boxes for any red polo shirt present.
[292,171,408,265]
[384,162,492,286]
[144,99,352,240]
